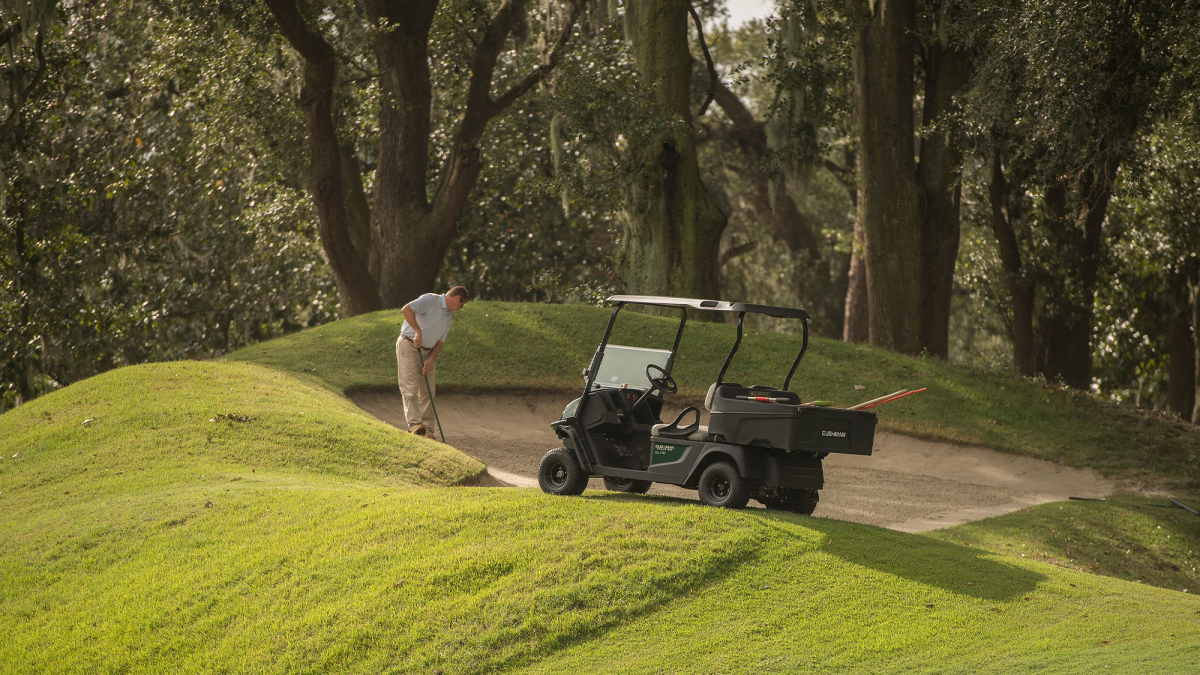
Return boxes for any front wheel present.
[538,448,587,496]
[696,462,750,509]
[603,476,653,494]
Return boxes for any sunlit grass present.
[3,304,1200,672]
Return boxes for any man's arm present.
[422,340,444,376]
[401,304,423,347]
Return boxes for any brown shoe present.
[411,424,427,437]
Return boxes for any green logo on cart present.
[651,442,686,465]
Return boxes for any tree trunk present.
[988,150,1036,375]
[1035,168,1112,389]
[843,208,869,342]
[264,0,381,316]
[916,42,971,357]
[1168,271,1196,419]
[621,0,726,299]
[1189,268,1200,424]
[268,0,579,313]
[852,0,922,354]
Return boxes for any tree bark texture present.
[264,0,381,315]
[267,0,580,314]
[1168,271,1196,420]
[1191,270,1200,424]
[988,151,1036,376]
[843,209,869,342]
[621,0,727,301]
[851,0,922,354]
[916,43,971,357]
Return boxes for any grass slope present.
[930,496,1200,593]
[228,301,1200,492]
[3,303,1200,672]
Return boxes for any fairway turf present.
[3,302,1200,672]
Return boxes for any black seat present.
[651,406,706,440]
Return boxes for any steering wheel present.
[646,364,678,395]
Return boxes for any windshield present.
[591,345,671,390]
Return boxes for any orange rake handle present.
[857,387,927,410]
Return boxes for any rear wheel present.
[697,462,750,509]
[538,448,587,496]
[603,476,652,494]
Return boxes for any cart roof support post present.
[716,311,746,385]
[782,317,809,391]
[665,308,688,375]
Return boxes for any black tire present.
[696,462,750,509]
[538,447,587,496]
[603,476,653,494]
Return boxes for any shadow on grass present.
[776,514,1046,602]
[585,493,1045,603]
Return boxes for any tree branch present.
[492,1,584,119]
[434,0,581,235]
[720,238,756,267]
[263,0,381,315]
[688,3,718,117]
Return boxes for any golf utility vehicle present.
[538,295,877,513]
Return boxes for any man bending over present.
[396,286,469,436]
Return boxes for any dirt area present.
[351,390,1114,533]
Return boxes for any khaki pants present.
[396,336,436,432]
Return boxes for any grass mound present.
[0,360,481,496]
[4,302,1200,671]
[228,301,1200,492]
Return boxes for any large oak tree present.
[263,0,582,315]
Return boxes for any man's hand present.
[413,331,423,348]
[421,356,435,376]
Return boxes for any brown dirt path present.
[351,390,1114,532]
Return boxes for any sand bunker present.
[351,390,1114,533]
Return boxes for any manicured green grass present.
[4,302,1200,672]
[227,301,1200,493]
[929,495,1200,593]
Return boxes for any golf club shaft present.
[415,346,445,443]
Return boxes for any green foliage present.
[0,2,337,410]
[1093,124,1200,408]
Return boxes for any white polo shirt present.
[400,293,453,346]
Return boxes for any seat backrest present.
[704,382,718,411]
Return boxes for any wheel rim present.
[548,462,568,489]
[707,476,730,502]
[609,478,631,489]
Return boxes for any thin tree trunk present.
[843,207,869,342]
[916,43,971,357]
[1189,268,1200,424]
[622,0,726,300]
[987,150,1036,375]
[1168,271,1196,418]
[852,0,922,354]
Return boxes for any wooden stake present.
[849,389,908,410]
